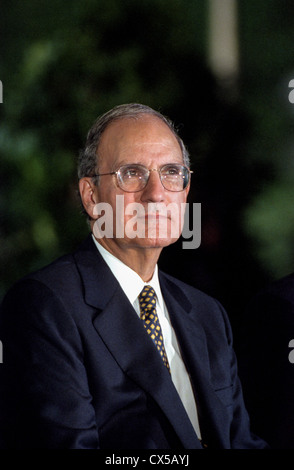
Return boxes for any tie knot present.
[138,285,156,310]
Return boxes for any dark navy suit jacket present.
[0,235,266,449]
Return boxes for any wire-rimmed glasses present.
[92,163,192,192]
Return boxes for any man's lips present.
[143,214,171,220]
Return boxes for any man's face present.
[91,115,190,253]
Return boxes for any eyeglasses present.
[92,163,193,192]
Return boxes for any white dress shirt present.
[92,236,201,439]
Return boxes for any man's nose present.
[140,170,165,202]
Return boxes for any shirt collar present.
[92,235,164,310]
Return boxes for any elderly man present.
[0,103,266,449]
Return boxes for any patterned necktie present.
[138,285,170,372]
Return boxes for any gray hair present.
[78,103,190,182]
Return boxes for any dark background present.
[1,0,294,345]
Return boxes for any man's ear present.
[78,177,98,219]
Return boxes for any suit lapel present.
[73,236,201,449]
[93,289,201,448]
[159,273,231,448]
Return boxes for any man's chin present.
[126,236,179,249]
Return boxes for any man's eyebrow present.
[108,156,185,172]
[111,159,144,169]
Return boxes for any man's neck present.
[93,236,162,282]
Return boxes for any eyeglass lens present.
[117,164,189,192]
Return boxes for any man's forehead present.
[98,115,181,155]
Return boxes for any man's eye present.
[163,166,180,176]
[123,167,144,178]
[125,169,139,177]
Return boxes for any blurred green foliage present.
[1,0,294,322]
[0,0,208,297]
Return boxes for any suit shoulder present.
[252,272,294,306]
[159,270,232,340]
[159,270,223,309]
[26,252,78,288]
[4,235,94,297]
[265,272,294,296]
[2,252,80,308]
